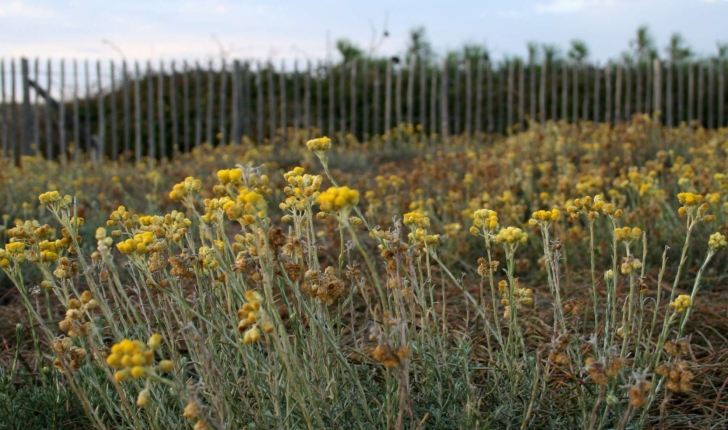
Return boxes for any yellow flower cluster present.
[39,190,61,205]
[39,239,65,262]
[403,211,430,229]
[407,228,440,246]
[169,177,202,202]
[107,206,132,228]
[469,209,499,235]
[237,291,274,344]
[306,136,332,152]
[614,227,643,243]
[224,188,267,224]
[708,232,727,251]
[51,337,87,371]
[669,294,692,314]
[567,195,619,219]
[317,186,360,214]
[216,168,243,185]
[116,231,155,255]
[58,291,98,337]
[106,335,173,382]
[620,256,643,274]
[528,209,560,226]
[499,279,534,319]
[677,192,702,207]
[279,167,323,212]
[198,246,219,269]
[494,227,528,245]
[0,242,26,268]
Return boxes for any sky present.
[1,0,727,64]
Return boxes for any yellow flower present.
[317,186,360,214]
[669,295,692,314]
[708,232,727,251]
[677,192,702,207]
[494,227,528,245]
[403,212,430,229]
[306,136,332,152]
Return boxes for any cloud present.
[534,0,616,14]
[0,1,56,19]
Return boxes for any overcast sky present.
[1,0,727,63]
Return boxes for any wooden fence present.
[0,56,726,164]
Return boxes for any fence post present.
[666,60,673,127]
[551,59,558,122]
[158,60,166,159]
[110,61,118,160]
[21,57,32,159]
[147,61,155,160]
[134,61,142,163]
[528,56,535,124]
[539,57,546,125]
[304,60,312,140]
[615,61,622,123]
[372,60,380,138]
[582,64,589,122]
[231,59,240,145]
[45,59,53,159]
[316,61,323,136]
[688,62,694,126]
[487,60,494,134]
[97,60,105,160]
[72,60,79,163]
[0,59,6,159]
[518,60,525,128]
[429,62,437,142]
[84,60,92,158]
[475,58,483,141]
[12,59,19,165]
[605,62,612,124]
[123,61,130,157]
[440,59,448,144]
[219,59,227,145]
[362,59,369,140]
[697,62,705,126]
[385,58,392,146]
[453,60,460,135]
[419,57,426,141]
[33,59,40,156]
[645,60,652,114]
[182,61,191,152]
[561,62,568,121]
[593,63,600,125]
[59,60,66,164]
[280,60,287,145]
[707,59,714,129]
[636,60,642,113]
[718,58,724,128]
[256,62,263,145]
[339,61,346,139]
[465,59,472,136]
[407,55,415,129]
[293,60,300,138]
[207,60,214,146]
[653,59,662,122]
[507,60,514,129]
[327,61,335,140]
[572,62,578,124]
[625,63,632,121]
[170,61,179,153]
[350,59,357,141]
[678,61,685,124]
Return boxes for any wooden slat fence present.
[0,57,726,164]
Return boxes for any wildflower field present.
[1,116,727,429]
